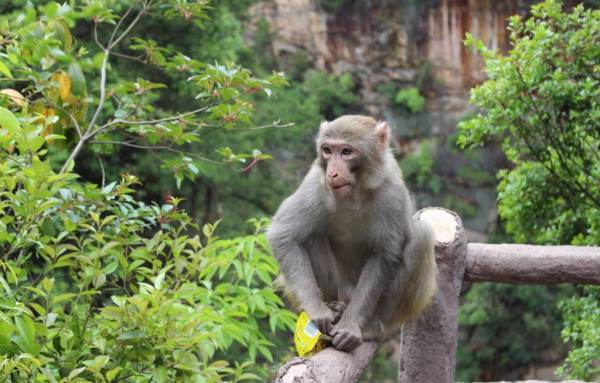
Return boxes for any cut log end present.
[417,207,460,244]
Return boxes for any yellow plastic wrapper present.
[294,311,330,357]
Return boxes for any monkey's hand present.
[331,319,362,351]
[306,302,335,335]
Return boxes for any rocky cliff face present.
[248,0,540,236]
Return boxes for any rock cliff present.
[248,0,541,236]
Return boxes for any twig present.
[48,102,82,139]
[90,139,223,165]
[94,106,213,133]
[97,155,106,188]
[93,21,106,51]
[60,1,152,174]
[111,51,147,65]
[107,3,135,48]
[108,1,152,50]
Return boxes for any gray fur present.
[267,115,437,349]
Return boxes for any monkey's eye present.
[341,148,353,156]
[323,147,332,155]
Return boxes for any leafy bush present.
[0,1,295,381]
[394,86,426,114]
[558,286,600,379]
[458,0,599,379]
[301,70,359,120]
[399,141,441,194]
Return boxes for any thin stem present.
[108,1,152,50]
[90,139,223,164]
[107,3,135,47]
[93,21,106,51]
[93,106,212,134]
[111,51,147,65]
[60,1,152,173]
[97,155,106,188]
[60,136,86,173]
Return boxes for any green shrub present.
[458,1,599,379]
[0,1,294,381]
[394,86,425,114]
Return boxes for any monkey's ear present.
[319,120,329,133]
[375,121,390,148]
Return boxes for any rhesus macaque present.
[267,115,436,351]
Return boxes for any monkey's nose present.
[329,172,338,179]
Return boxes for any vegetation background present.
[0,0,597,381]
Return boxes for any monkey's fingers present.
[315,318,333,335]
[331,331,361,351]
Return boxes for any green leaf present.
[14,315,40,356]
[106,366,122,382]
[0,107,20,132]
[41,277,55,293]
[68,367,86,381]
[68,61,86,96]
[83,355,110,373]
[52,293,77,305]
[0,61,12,78]
[117,330,146,340]
[152,367,168,383]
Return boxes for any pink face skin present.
[321,140,358,197]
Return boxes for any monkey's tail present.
[378,219,437,340]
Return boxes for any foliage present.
[0,1,295,381]
[557,286,600,380]
[399,141,441,194]
[458,0,599,379]
[458,0,600,244]
[394,86,426,114]
[457,283,571,381]
[0,0,287,188]
[300,70,358,120]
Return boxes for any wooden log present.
[398,207,467,383]
[465,243,600,284]
[272,342,378,383]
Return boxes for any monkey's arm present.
[266,167,333,330]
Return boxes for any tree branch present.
[90,139,223,165]
[94,106,213,134]
[60,1,153,174]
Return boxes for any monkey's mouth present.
[331,183,353,192]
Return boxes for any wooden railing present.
[273,208,600,383]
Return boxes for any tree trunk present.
[399,208,467,383]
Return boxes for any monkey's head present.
[316,115,391,198]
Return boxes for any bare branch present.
[94,106,213,134]
[90,139,223,165]
[107,3,136,47]
[93,21,106,51]
[111,51,147,65]
[61,1,153,173]
[108,1,152,50]
[97,155,106,188]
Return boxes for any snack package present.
[293,311,329,356]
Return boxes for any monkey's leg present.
[331,257,387,351]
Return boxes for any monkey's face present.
[319,139,360,197]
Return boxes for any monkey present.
[266,115,437,351]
